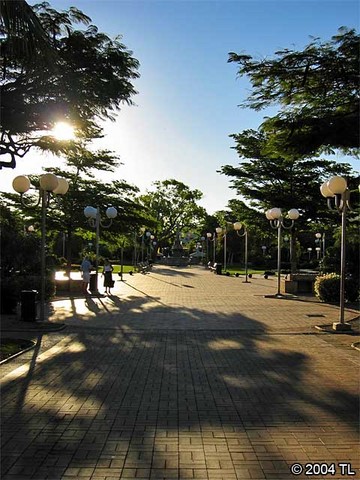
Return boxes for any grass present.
[111,264,135,274]
[115,265,269,276]
[65,264,271,276]
[0,338,34,362]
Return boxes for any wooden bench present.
[136,262,152,274]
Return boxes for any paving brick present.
[1,266,359,479]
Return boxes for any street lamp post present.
[215,227,226,270]
[84,206,117,293]
[199,236,205,265]
[320,176,353,331]
[206,232,216,264]
[265,207,299,297]
[149,234,155,259]
[140,230,151,262]
[233,222,249,283]
[13,174,69,322]
[206,232,218,264]
[307,247,313,261]
[315,232,325,259]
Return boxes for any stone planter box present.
[55,278,83,294]
[285,273,318,294]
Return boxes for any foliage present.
[216,198,276,266]
[0,1,140,168]
[0,203,42,276]
[220,129,359,271]
[320,228,360,281]
[139,179,207,247]
[0,338,35,361]
[1,148,149,271]
[0,0,55,62]
[314,273,359,303]
[228,27,360,157]
[220,129,355,224]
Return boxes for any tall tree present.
[2,147,148,272]
[220,129,359,271]
[139,179,207,247]
[0,0,55,61]
[228,27,360,157]
[220,129,355,227]
[0,1,140,168]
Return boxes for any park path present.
[1,265,359,479]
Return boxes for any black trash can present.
[89,273,97,293]
[215,263,222,275]
[21,290,38,322]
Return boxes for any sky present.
[1,0,359,213]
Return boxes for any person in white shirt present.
[80,257,92,295]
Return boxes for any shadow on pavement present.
[1,298,359,479]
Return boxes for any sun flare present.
[51,122,75,140]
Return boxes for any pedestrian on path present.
[80,256,92,295]
[102,258,114,294]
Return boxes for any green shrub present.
[314,273,359,303]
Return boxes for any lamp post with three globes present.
[84,206,118,293]
[320,176,354,331]
[13,173,69,321]
[265,207,300,297]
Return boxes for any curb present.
[1,322,67,333]
[0,339,36,365]
[315,321,359,335]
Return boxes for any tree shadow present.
[151,266,197,277]
[1,300,359,479]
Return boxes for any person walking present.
[102,258,114,294]
[80,256,93,295]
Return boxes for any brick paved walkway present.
[1,266,359,479]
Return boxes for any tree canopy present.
[139,179,207,246]
[228,27,360,157]
[220,129,356,228]
[0,1,140,168]
[2,147,148,269]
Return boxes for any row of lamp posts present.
[205,175,354,331]
[263,175,354,331]
[12,173,354,331]
[307,233,325,261]
[12,174,119,313]
[206,222,249,282]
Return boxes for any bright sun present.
[51,122,75,140]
